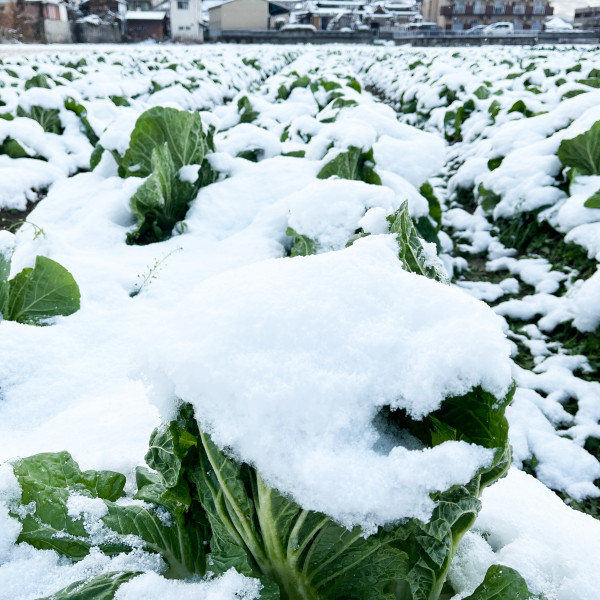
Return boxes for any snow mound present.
[146,234,512,529]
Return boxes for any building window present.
[454,1,465,14]
[177,1,189,9]
[473,1,484,13]
[513,3,525,14]
[532,17,542,28]
[45,4,60,19]
[452,19,464,29]
[533,1,544,14]
[494,1,504,14]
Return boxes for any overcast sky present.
[552,0,585,19]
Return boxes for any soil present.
[0,199,38,232]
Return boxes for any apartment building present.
[423,0,553,30]
[574,5,600,28]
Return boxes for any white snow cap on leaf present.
[114,570,263,600]
[146,235,512,529]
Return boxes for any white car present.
[482,22,515,35]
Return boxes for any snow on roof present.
[313,0,366,6]
[126,9,166,19]
[77,14,103,24]
[545,15,573,30]
[206,0,234,9]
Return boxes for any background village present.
[0,0,597,51]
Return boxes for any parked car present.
[398,22,443,35]
[465,24,487,35]
[482,22,515,35]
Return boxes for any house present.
[290,0,417,31]
[75,0,125,41]
[0,0,72,41]
[208,0,290,36]
[170,0,202,40]
[364,1,420,32]
[79,0,126,19]
[574,5,600,28]
[544,14,572,29]
[293,0,365,30]
[426,0,554,30]
[125,8,167,39]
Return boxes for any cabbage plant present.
[5,213,536,599]
[0,234,80,325]
[9,386,520,600]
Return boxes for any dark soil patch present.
[0,197,41,232]
[495,210,596,283]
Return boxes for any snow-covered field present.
[0,44,599,600]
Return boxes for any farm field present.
[0,43,599,600]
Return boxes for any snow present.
[1,43,599,600]
[474,469,600,600]
[145,234,510,529]
[556,175,600,231]
[286,179,395,250]
[216,123,282,160]
[449,469,600,600]
[115,570,263,600]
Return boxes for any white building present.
[170,0,203,40]
[208,0,272,35]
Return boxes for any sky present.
[552,0,585,20]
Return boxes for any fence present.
[210,29,374,44]
[392,29,599,45]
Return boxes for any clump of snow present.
[146,235,511,529]
[115,569,262,600]
[215,123,282,160]
[570,268,600,332]
[373,133,445,189]
[286,179,395,251]
[358,207,390,234]
[471,468,600,600]
[0,231,15,264]
[447,531,496,598]
[178,165,200,184]
[67,493,109,537]
[507,387,600,500]
[0,463,22,563]
[556,175,600,231]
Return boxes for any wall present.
[126,19,165,40]
[222,0,267,30]
[215,29,374,43]
[73,21,122,42]
[208,3,221,34]
[44,16,71,41]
